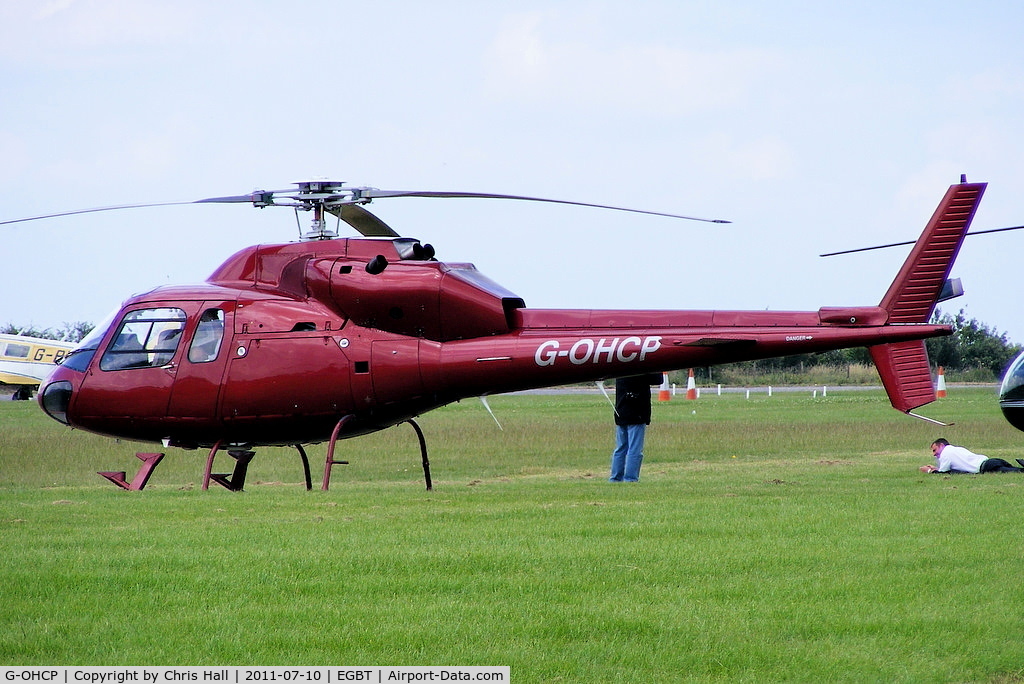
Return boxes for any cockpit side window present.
[188,308,225,364]
[99,308,187,371]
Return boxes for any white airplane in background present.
[1,333,76,398]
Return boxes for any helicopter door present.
[166,305,232,418]
[76,306,192,420]
[221,333,353,419]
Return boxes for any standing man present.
[609,373,662,482]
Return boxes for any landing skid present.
[98,452,165,491]
[98,419,433,492]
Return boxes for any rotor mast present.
[295,180,349,240]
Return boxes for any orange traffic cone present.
[658,372,671,402]
[685,368,697,400]
[936,366,947,398]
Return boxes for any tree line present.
[1,321,94,343]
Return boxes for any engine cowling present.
[308,239,525,341]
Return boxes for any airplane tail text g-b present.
[869,180,986,419]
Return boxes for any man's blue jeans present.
[609,423,646,482]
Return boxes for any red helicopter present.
[6,178,984,491]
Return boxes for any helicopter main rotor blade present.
[0,200,201,225]
[0,191,294,225]
[195,193,267,204]
[357,189,732,224]
[1,183,730,233]
[820,225,1024,257]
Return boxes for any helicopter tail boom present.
[870,180,986,414]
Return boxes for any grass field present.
[3,387,1024,681]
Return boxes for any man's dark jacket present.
[614,374,662,426]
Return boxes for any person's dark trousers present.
[979,458,1024,473]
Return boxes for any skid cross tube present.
[406,419,432,491]
[321,415,354,490]
[202,440,223,491]
[294,444,312,490]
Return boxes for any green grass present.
[3,388,1024,681]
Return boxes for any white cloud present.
[33,0,77,21]
[483,11,782,117]
[692,132,797,181]
[0,0,195,67]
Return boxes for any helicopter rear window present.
[100,308,187,371]
[188,309,225,363]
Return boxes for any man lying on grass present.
[920,438,1024,474]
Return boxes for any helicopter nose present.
[1000,402,1024,432]
[40,380,73,425]
[999,350,1024,432]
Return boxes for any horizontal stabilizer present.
[937,277,964,303]
[869,340,935,413]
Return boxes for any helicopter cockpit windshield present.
[60,308,119,372]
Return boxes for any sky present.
[3,0,1023,344]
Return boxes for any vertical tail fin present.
[878,181,985,323]
[871,180,986,416]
